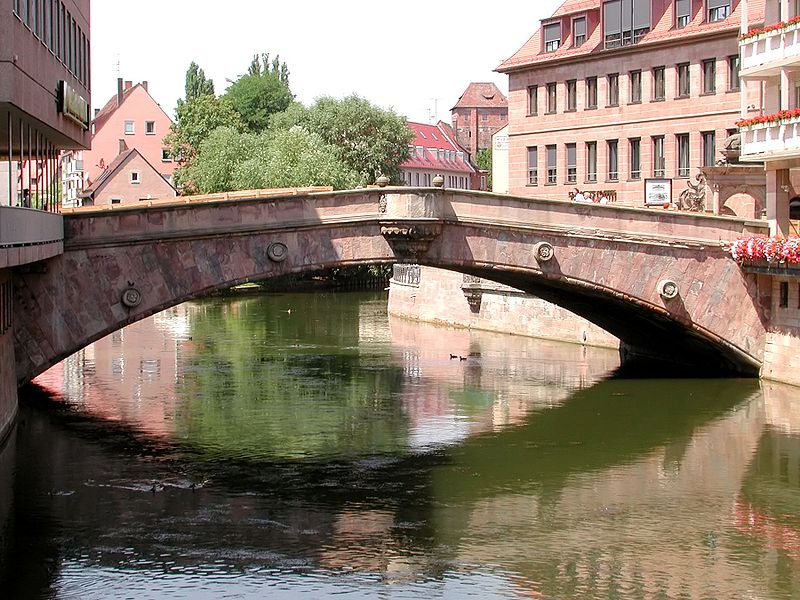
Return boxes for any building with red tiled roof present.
[80,146,176,207]
[450,82,508,158]
[497,0,765,209]
[62,78,176,207]
[400,121,482,190]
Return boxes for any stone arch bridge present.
[13,189,769,384]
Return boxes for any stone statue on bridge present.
[678,172,707,212]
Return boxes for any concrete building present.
[62,78,176,207]
[79,146,177,206]
[0,0,91,442]
[400,121,478,190]
[451,82,509,159]
[497,0,763,208]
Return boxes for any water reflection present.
[1,292,798,599]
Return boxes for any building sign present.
[494,135,509,151]
[58,81,90,129]
[644,178,672,206]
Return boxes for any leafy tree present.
[475,148,492,189]
[183,126,256,193]
[163,96,245,192]
[272,95,413,185]
[224,54,293,132]
[184,61,215,101]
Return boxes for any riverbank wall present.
[387,265,619,349]
[0,270,16,445]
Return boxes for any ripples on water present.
[1,292,799,599]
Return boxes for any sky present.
[90,0,563,124]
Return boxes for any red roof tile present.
[497,0,766,73]
[451,82,508,110]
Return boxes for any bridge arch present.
[13,189,768,383]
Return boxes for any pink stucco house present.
[79,146,176,206]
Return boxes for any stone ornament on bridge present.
[380,223,442,259]
[533,241,555,263]
[120,286,143,309]
[658,279,680,300]
[267,242,289,263]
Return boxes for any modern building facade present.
[399,121,478,190]
[1,0,91,208]
[497,0,762,208]
[62,79,176,207]
[451,82,509,159]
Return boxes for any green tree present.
[163,95,245,192]
[224,54,293,132]
[475,148,492,190]
[272,95,413,185]
[184,61,215,101]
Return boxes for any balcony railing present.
[740,116,800,160]
[740,22,800,76]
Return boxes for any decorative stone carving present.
[375,175,390,187]
[717,133,741,165]
[658,279,679,300]
[378,194,388,214]
[533,241,555,263]
[381,223,441,258]
[463,288,482,312]
[432,174,444,188]
[121,286,142,308]
[267,242,289,262]
[678,173,707,212]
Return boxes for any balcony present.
[740,115,800,161]
[740,21,800,78]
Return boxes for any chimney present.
[142,81,148,92]
[94,108,99,118]
[124,80,132,90]
[117,77,123,105]
[118,139,128,155]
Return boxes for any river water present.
[1,291,799,599]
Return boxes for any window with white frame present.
[566,143,577,183]
[145,121,156,135]
[546,145,557,184]
[702,58,716,94]
[586,77,598,109]
[527,85,538,115]
[604,0,651,49]
[124,120,135,134]
[130,170,140,184]
[527,146,538,185]
[653,135,665,177]
[676,133,690,177]
[544,22,561,52]
[586,141,597,182]
[629,138,641,179]
[707,0,729,23]
[607,140,619,181]
[161,149,172,162]
[728,55,740,91]
[675,0,691,28]
[573,16,587,46]
[702,131,716,167]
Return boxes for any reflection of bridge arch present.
[14,189,768,383]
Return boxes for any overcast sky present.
[90,0,562,124]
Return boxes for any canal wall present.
[761,275,800,388]
[387,265,619,349]
[0,270,16,444]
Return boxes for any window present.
[604,0,651,48]
[630,70,642,104]
[677,63,690,97]
[573,16,587,46]
[586,141,597,182]
[527,85,538,115]
[145,121,156,135]
[653,66,665,101]
[161,149,172,162]
[124,120,135,134]
[779,281,789,308]
[544,22,561,52]
[608,73,619,106]
[527,147,538,185]
[130,171,141,184]
[708,0,730,23]
[702,59,716,94]
[566,143,577,183]
[702,131,716,167]
[608,140,619,181]
[676,133,690,177]
[728,55,740,91]
[586,77,598,109]
[675,0,691,28]
[630,138,641,179]
[546,82,557,113]
[546,145,557,184]
[111,198,121,205]
[653,135,665,177]
[566,80,577,111]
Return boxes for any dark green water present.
[1,291,799,599]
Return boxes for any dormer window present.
[707,0,730,22]
[604,0,651,49]
[544,22,561,52]
[675,0,691,28]
[573,16,587,47]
